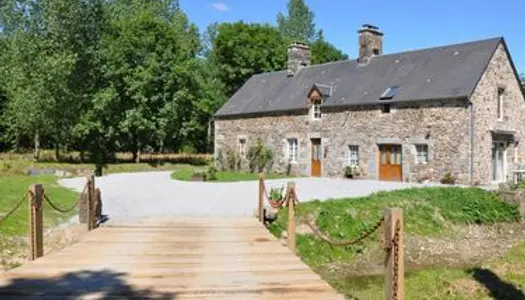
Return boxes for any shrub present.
[343,165,360,178]
[269,186,284,201]
[226,148,238,171]
[205,165,218,181]
[440,172,456,185]
[247,138,274,173]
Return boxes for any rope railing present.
[42,184,87,214]
[3,175,101,262]
[257,175,405,300]
[0,193,27,225]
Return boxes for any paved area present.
[59,171,444,220]
[0,217,344,299]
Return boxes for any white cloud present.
[211,2,230,12]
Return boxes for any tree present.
[212,22,287,98]
[310,30,348,64]
[277,0,316,43]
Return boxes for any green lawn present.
[0,176,80,237]
[171,169,292,182]
[268,187,522,299]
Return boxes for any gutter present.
[469,98,475,186]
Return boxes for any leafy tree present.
[277,0,316,43]
[212,22,287,98]
[310,30,348,64]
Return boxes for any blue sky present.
[181,0,524,74]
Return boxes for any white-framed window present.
[312,100,322,119]
[287,138,298,163]
[348,145,359,166]
[415,144,429,164]
[497,87,505,120]
[238,138,246,157]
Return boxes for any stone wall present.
[471,44,525,184]
[215,99,472,183]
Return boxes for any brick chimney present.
[358,24,383,64]
[287,42,311,75]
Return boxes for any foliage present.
[269,186,285,201]
[440,172,457,185]
[343,165,360,178]
[277,0,316,43]
[212,22,287,98]
[225,148,238,171]
[246,138,274,173]
[205,165,218,181]
[310,30,348,64]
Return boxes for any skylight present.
[380,86,399,100]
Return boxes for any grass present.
[0,176,80,237]
[268,187,522,299]
[171,168,293,182]
[329,242,525,299]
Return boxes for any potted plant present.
[268,186,285,208]
[344,165,361,179]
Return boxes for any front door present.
[311,139,321,177]
[379,144,402,181]
[492,141,507,182]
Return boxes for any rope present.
[0,194,27,225]
[303,216,384,247]
[42,184,86,214]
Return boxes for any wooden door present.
[379,145,402,181]
[311,139,321,177]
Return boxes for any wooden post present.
[95,188,102,219]
[87,175,95,230]
[258,173,264,223]
[384,208,404,300]
[287,181,296,254]
[28,184,43,260]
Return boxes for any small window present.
[415,144,429,164]
[381,104,391,114]
[348,145,359,166]
[380,86,399,100]
[312,100,322,119]
[238,138,246,157]
[497,87,505,120]
[287,138,298,163]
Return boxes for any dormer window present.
[312,99,322,119]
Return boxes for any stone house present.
[214,24,525,185]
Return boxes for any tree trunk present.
[34,130,40,162]
[135,141,141,163]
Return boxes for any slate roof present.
[215,37,505,118]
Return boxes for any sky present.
[181,0,524,75]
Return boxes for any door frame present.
[377,144,403,182]
[492,140,508,183]
[310,138,322,177]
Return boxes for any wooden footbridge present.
[0,175,404,299]
[0,217,344,299]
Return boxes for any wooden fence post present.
[287,181,296,254]
[258,173,264,223]
[28,184,43,260]
[95,188,102,220]
[384,208,404,300]
[87,175,95,230]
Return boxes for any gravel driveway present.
[58,171,444,220]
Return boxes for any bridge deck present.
[0,217,343,299]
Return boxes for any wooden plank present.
[0,216,343,299]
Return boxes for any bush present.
[205,165,218,181]
[247,138,274,173]
[343,165,360,178]
[269,186,284,201]
[440,172,456,185]
[225,148,238,171]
